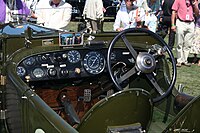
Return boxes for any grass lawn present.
[67,21,200,97]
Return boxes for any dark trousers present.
[160,16,176,50]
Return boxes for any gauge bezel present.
[83,51,106,75]
[32,68,45,78]
[23,57,36,66]
[17,66,26,76]
[67,50,81,63]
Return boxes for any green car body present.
[0,21,200,133]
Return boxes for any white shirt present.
[133,0,150,11]
[35,0,72,30]
[113,6,145,31]
[120,0,150,11]
[83,0,104,21]
[144,13,157,32]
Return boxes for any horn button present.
[136,52,156,73]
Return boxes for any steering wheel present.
[107,28,177,103]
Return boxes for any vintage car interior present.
[1,21,200,133]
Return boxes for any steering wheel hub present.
[136,52,156,73]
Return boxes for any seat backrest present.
[77,88,154,133]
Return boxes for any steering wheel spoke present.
[116,67,137,84]
[121,34,138,59]
[145,73,164,95]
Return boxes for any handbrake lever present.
[59,93,80,126]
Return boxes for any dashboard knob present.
[62,53,67,59]
[48,68,57,77]
[54,54,63,62]
[60,69,69,76]
[41,55,49,61]
[75,68,81,74]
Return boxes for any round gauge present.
[83,51,105,74]
[24,57,36,66]
[67,50,81,63]
[32,68,45,78]
[40,54,50,61]
[17,66,26,76]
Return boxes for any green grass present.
[165,35,200,97]
[67,21,200,97]
[175,56,200,96]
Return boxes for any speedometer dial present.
[67,50,81,63]
[83,51,105,74]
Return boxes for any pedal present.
[83,89,91,102]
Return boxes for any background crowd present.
[0,0,200,66]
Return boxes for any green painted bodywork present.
[1,22,200,133]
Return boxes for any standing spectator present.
[133,0,151,12]
[144,0,162,33]
[190,3,200,65]
[35,0,72,30]
[113,0,146,31]
[159,0,175,50]
[171,0,199,67]
[147,0,161,15]
[144,11,158,32]
[0,0,31,23]
[83,0,104,34]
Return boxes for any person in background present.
[83,0,105,34]
[190,3,200,65]
[113,0,146,31]
[35,0,72,30]
[25,0,39,12]
[143,0,162,33]
[147,0,161,15]
[144,11,158,32]
[133,0,151,12]
[159,0,175,50]
[0,0,31,23]
[171,0,199,67]
[24,0,39,23]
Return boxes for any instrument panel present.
[17,48,133,82]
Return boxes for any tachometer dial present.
[67,50,81,63]
[83,51,105,74]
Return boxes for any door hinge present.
[0,75,6,85]
[0,110,6,119]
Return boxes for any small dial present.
[24,57,36,66]
[17,66,26,76]
[40,54,50,61]
[32,68,45,78]
[67,50,81,63]
[83,51,105,74]
[48,68,57,77]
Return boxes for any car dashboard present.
[17,48,134,82]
